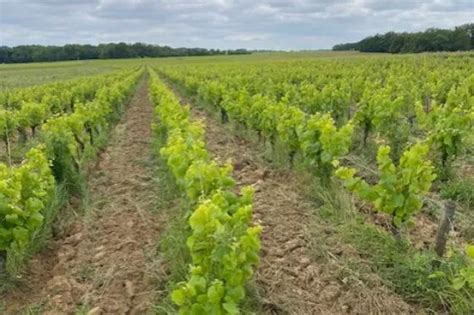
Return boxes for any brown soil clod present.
[2,77,164,314]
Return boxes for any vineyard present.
[0,52,473,314]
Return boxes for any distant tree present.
[332,24,473,53]
[0,43,250,64]
[0,46,12,63]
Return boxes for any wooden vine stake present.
[434,200,456,257]
[4,122,12,167]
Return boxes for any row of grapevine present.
[0,69,140,162]
[164,69,353,179]
[0,68,143,274]
[0,145,55,254]
[0,70,136,110]
[156,55,473,235]
[149,69,261,314]
[160,56,473,165]
[161,56,471,123]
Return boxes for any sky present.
[0,0,473,50]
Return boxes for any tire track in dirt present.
[3,77,165,314]
[166,82,414,314]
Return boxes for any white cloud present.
[0,0,472,49]
[224,32,270,42]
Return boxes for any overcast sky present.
[0,0,472,50]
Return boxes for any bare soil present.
[169,86,414,314]
[2,77,165,314]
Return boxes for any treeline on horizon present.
[0,42,250,64]
[333,23,473,53]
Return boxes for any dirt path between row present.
[166,82,414,314]
[3,77,163,314]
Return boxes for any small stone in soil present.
[94,252,106,261]
[125,280,134,297]
[87,306,102,315]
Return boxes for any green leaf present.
[466,245,474,259]
[5,214,20,224]
[12,227,29,248]
[207,281,224,304]
[223,302,239,314]
[171,288,187,306]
